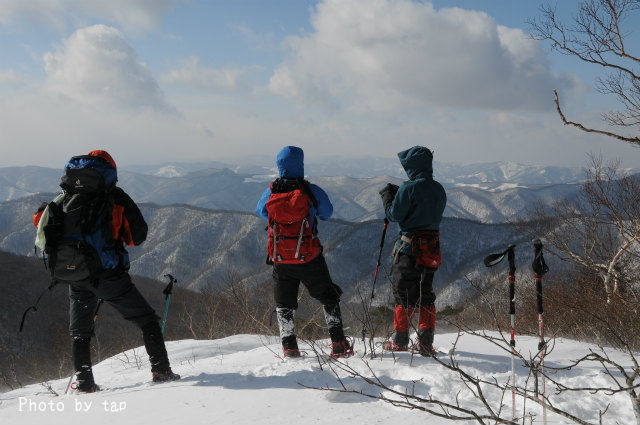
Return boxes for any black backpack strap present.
[301,180,318,210]
[270,177,319,209]
[19,280,59,332]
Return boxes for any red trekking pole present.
[370,218,389,299]
[532,239,549,424]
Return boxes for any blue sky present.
[0,0,639,168]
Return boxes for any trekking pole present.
[532,239,549,425]
[370,218,389,299]
[484,244,517,420]
[65,298,104,395]
[161,274,178,335]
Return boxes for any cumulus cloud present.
[43,25,171,111]
[0,0,177,33]
[160,57,262,92]
[269,0,579,112]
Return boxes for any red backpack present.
[266,179,322,264]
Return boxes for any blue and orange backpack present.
[42,155,126,281]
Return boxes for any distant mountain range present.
[125,156,592,184]
[0,163,589,223]
[1,194,534,308]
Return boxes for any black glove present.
[379,183,399,208]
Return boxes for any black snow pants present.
[69,272,169,375]
[272,253,345,343]
[392,253,436,308]
[272,253,343,309]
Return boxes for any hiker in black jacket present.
[33,150,179,392]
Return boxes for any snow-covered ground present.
[0,332,636,424]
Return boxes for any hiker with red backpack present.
[255,146,353,358]
[33,150,180,392]
[379,146,447,356]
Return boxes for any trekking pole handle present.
[163,274,177,300]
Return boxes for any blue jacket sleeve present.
[385,184,410,223]
[309,184,333,220]
[255,187,271,220]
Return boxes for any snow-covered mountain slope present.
[0,333,634,425]
[0,165,584,223]
[0,194,523,306]
[124,157,591,183]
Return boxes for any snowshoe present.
[383,340,408,351]
[383,331,409,351]
[70,382,101,393]
[416,343,437,357]
[283,348,302,358]
[280,334,303,359]
[330,337,354,359]
[152,368,181,383]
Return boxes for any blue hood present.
[398,146,433,180]
[276,146,304,178]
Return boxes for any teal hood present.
[398,146,433,180]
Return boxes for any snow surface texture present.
[0,333,635,424]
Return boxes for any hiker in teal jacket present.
[379,146,446,355]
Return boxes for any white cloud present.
[0,0,177,33]
[269,0,580,112]
[160,57,262,92]
[43,25,171,111]
[232,24,278,51]
[0,69,23,86]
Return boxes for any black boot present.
[323,304,345,344]
[152,368,181,383]
[417,329,435,356]
[141,321,177,378]
[282,335,301,358]
[323,304,352,358]
[72,336,99,392]
[383,331,409,351]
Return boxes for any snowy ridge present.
[0,194,522,302]
[0,165,588,223]
[0,333,634,424]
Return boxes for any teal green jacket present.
[385,146,447,256]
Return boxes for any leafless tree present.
[522,156,640,302]
[529,0,640,145]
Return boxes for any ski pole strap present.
[19,281,57,332]
[532,239,549,276]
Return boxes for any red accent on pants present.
[418,305,436,330]
[393,305,414,332]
